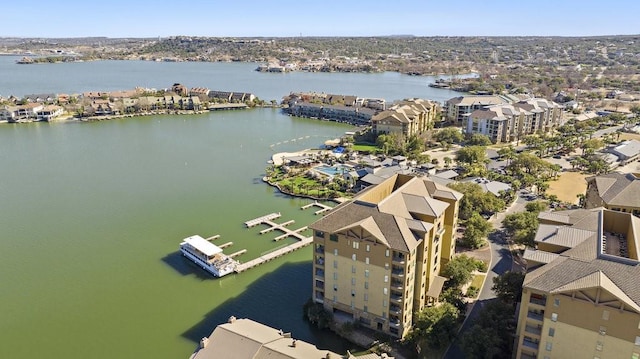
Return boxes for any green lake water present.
[0,110,356,358]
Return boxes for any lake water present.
[0,56,464,359]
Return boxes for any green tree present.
[467,133,492,146]
[434,127,464,148]
[461,213,492,249]
[492,271,526,305]
[502,211,539,247]
[448,182,505,220]
[442,254,478,289]
[405,302,460,350]
[459,301,515,359]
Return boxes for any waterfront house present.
[23,93,57,104]
[371,99,437,137]
[310,174,462,339]
[0,106,19,122]
[16,103,44,120]
[208,91,233,102]
[36,105,64,121]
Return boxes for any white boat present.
[179,235,238,277]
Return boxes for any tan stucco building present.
[310,174,462,339]
[585,172,640,217]
[516,208,640,359]
[371,98,438,137]
[190,316,394,359]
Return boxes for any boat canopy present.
[182,235,223,256]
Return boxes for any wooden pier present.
[218,241,233,249]
[228,249,247,258]
[245,212,281,228]
[235,236,313,273]
[235,212,314,273]
[301,201,333,215]
[205,235,220,241]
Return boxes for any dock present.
[205,235,220,241]
[301,201,333,215]
[245,212,281,228]
[228,249,247,258]
[218,241,234,249]
[235,236,313,273]
[235,212,314,273]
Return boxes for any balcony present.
[391,268,405,278]
[529,296,547,307]
[315,257,325,266]
[522,338,539,350]
[389,305,402,315]
[390,294,403,304]
[524,324,542,336]
[315,245,325,254]
[315,280,325,290]
[392,256,406,264]
[390,281,404,290]
[527,310,544,322]
[314,269,325,278]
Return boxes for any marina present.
[300,201,333,215]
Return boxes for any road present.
[442,194,527,359]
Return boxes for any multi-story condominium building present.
[444,94,517,125]
[310,173,462,339]
[371,98,438,137]
[191,316,395,359]
[465,98,563,143]
[515,207,640,359]
[585,172,640,216]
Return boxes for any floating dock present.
[301,201,333,215]
[235,213,313,273]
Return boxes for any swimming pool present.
[314,164,352,176]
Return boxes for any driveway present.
[442,195,526,359]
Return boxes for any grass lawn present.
[351,143,379,153]
[471,273,486,290]
[547,171,588,204]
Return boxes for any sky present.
[3,0,639,38]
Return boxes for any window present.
[351,278,356,285]
[364,270,369,278]
[364,293,368,301]
[548,328,555,337]
[383,288,388,295]
[364,282,368,289]
[353,241,359,249]
[330,234,338,242]
[352,254,357,261]
[384,275,388,283]
[333,284,337,291]
[333,272,338,280]
[365,257,370,265]
[596,342,603,351]
[366,244,370,252]
[385,263,389,270]
[363,305,368,313]
[385,249,390,257]
[351,289,355,297]
[602,310,610,321]
[315,231,324,238]
[334,249,338,256]
[383,300,387,307]
[554,298,560,307]
[332,295,336,302]
[635,336,640,346]
[333,260,338,269]
[599,326,606,336]
[545,342,552,351]
[352,265,356,274]
[551,313,558,322]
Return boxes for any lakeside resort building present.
[515,207,640,359]
[190,316,394,359]
[371,99,438,137]
[309,174,462,339]
[443,94,519,125]
[464,98,564,144]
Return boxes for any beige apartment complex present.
[585,172,640,216]
[465,98,563,143]
[310,174,462,339]
[444,94,517,125]
[371,98,438,137]
[515,207,640,359]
